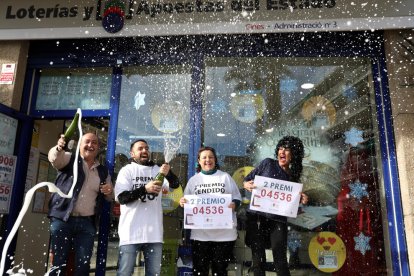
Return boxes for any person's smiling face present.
[277,146,292,170]
[198,150,216,172]
[130,141,150,165]
[80,133,99,163]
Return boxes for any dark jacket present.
[48,154,108,221]
[244,158,290,223]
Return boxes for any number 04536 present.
[260,189,292,202]
[192,205,224,215]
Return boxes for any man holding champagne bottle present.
[115,139,180,276]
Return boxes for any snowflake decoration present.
[354,232,371,255]
[133,92,146,110]
[210,98,227,113]
[344,127,364,146]
[349,180,369,200]
[342,84,358,101]
[287,231,302,253]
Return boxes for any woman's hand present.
[243,180,256,192]
[300,192,309,205]
[179,197,187,207]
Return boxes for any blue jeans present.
[49,216,96,276]
[117,243,163,276]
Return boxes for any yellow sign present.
[232,166,255,188]
[308,231,346,273]
[162,185,183,213]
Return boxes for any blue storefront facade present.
[0,0,414,275]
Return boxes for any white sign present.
[184,194,233,229]
[0,63,16,84]
[249,175,302,218]
[0,154,17,214]
[0,0,413,39]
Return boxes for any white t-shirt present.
[115,162,166,246]
[184,170,242,242]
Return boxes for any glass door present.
[110,64,192,274]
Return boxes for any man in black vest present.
[48,132,113,275]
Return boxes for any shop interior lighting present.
[301,83,315,89]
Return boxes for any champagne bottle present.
[154,171,165,186]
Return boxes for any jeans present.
[117,243,163,276]
[49,216,96,276]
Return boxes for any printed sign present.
[0,154,17,213]
[0,112,18,154]
[308,232,346,272]
[184,194,233,229]
[249,175,302,218]
[0,63,16,84]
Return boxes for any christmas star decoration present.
[345,127,364,146]
[134,92,146,110]
[349,180,369,200]
[354,232,371,255]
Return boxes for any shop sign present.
[0,0,413,39]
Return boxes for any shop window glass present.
[0,113,17,154]
[35,68,112,110]
[111,65,192,273]
[203,57,387,274]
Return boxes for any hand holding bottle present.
[160,163,170,175]
[145,181,162,194]
[154,163,170,186]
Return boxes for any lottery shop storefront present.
[0,0,413,275]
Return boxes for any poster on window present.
[250,175,302,218]
[0,113,18,155]
[35,74,111,110]
[0,154,17,213]
[0,63,16,85]
[183,194,233,229]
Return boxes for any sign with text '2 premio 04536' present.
[0,0,413,39]
[250,175,302,218]
[184,194,233,229]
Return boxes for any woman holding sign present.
[179,146,241,276]
[243,136,308,276]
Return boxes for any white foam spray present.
[0,108,83,276]
[163,134,182,163]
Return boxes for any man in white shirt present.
[115,139,180,276]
